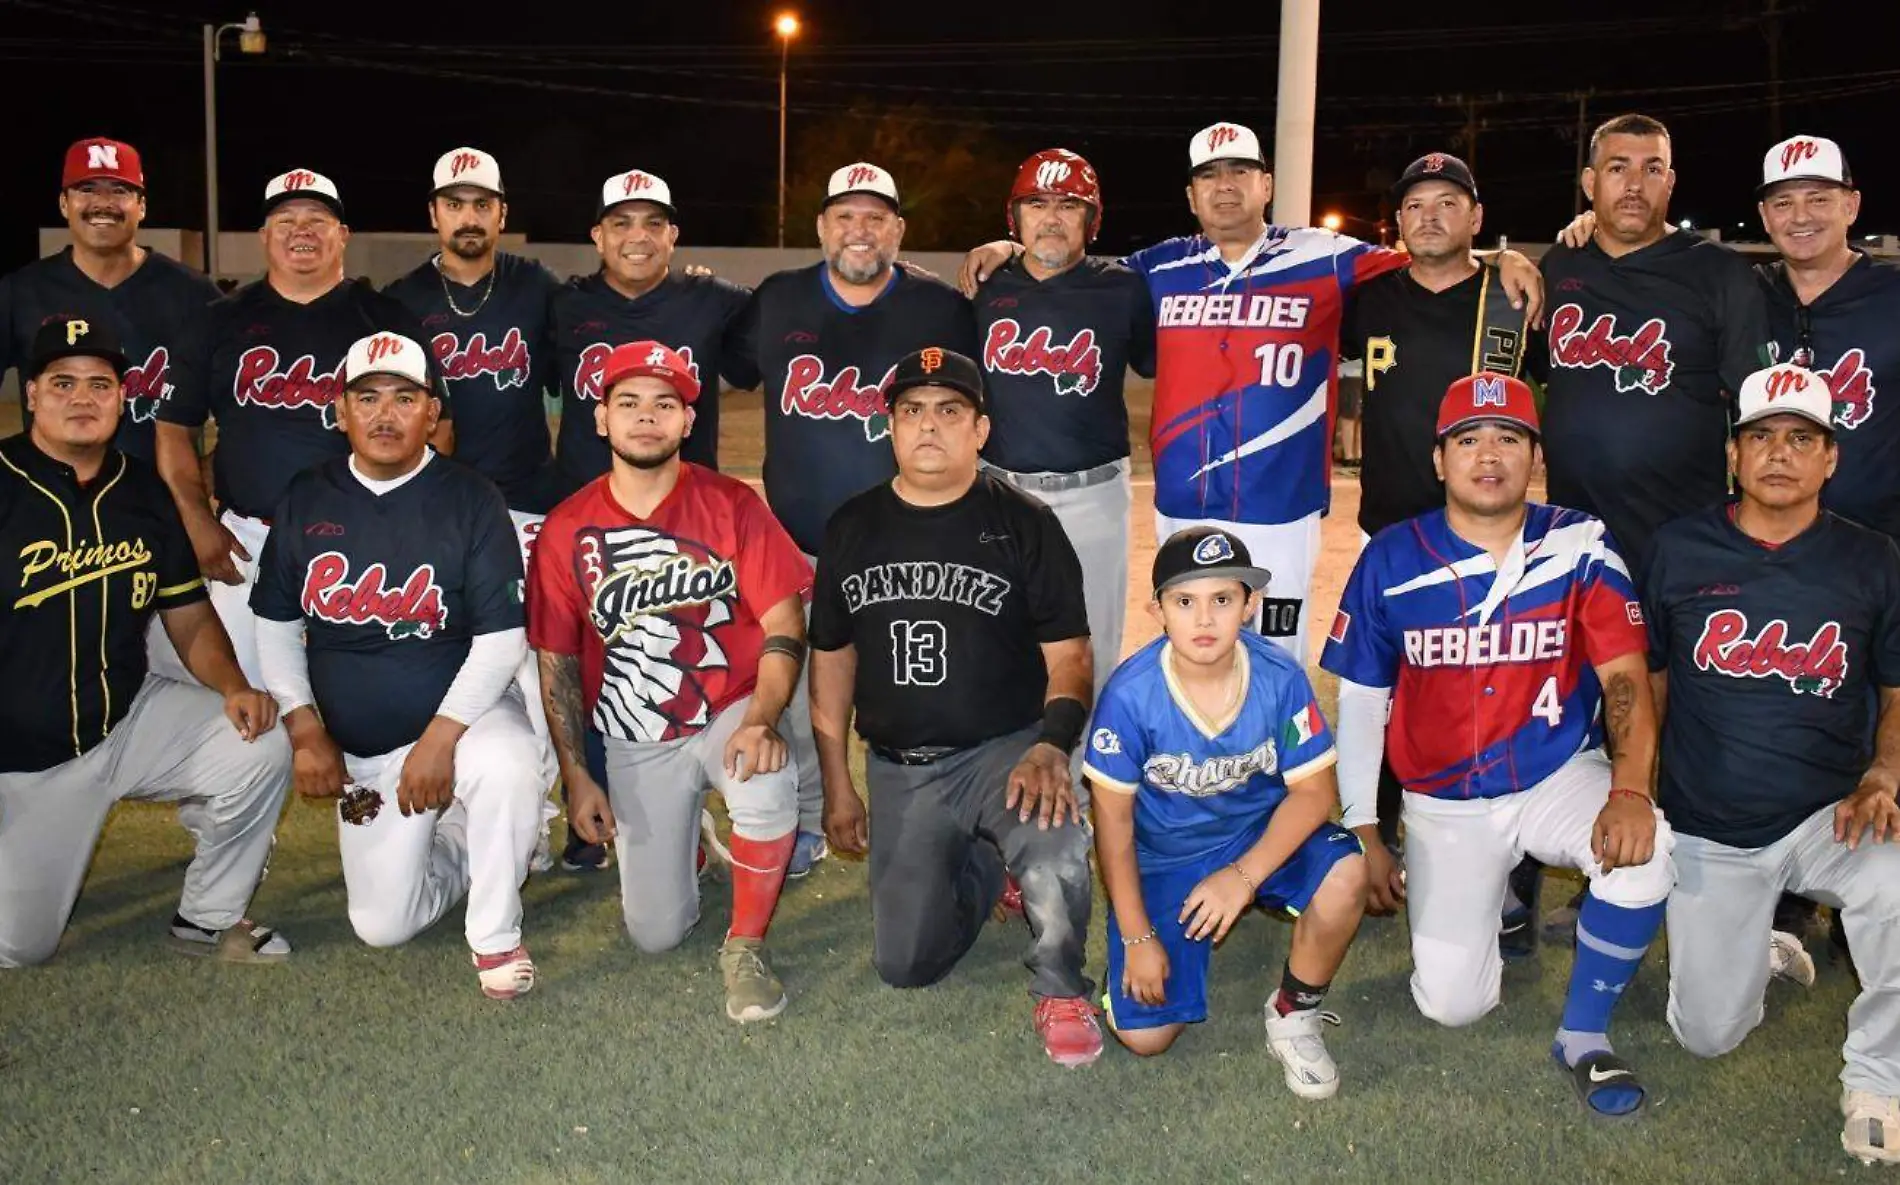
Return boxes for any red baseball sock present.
[726,831,795,941]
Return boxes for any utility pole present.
[1572,90,1593,217]
[1763,0,1784,142]
[1436,93,1498,172]
[1271,0,1321,228]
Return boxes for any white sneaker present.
[1770,929,1817,989]
[1843,1089,1900,1164]
[1264,1006,1341,1100]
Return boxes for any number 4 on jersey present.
[1532,675,1563,726]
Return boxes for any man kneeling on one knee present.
[253,332,551,1000]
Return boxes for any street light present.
[1320,212,1343,231]
[203,12,266,283]
[775,12,800,249]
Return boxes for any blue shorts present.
[1104,820,1362,1032]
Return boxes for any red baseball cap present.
[599,341,700,404]
[62,138,144,190]
[1436,371,1540,438]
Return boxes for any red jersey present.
[527,464,811,743]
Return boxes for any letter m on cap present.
[1472,376,1508,407]
[451,152,482,177]
[365,335,402,364]
[87,144,119,170]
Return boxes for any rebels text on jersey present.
[551,271,752,488]
[384,253,561,511]
[1127,227,1405,526]
[1645,507,1900,848]
[1535,231,1769,572]
[1084,632,1337,872]
[1320,503,1647,799]
[160,278,444,520]
[1760,254,1900,538]
[0,248,219,462]
[726,263,978,554]
[973,256,1156,474]
[527,464,811,745]
[250,454,522,759]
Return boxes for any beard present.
[447,230,491,260]
[610,436,682,471]
[828,246,890,286]
[1027,235,1079,271]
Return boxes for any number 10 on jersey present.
[1253,342,1306,387]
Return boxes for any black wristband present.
[1037,696,1088,755]
[760,634,807,668]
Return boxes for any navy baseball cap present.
[1153,527,1272,596]
[1391,152,1479,205]
[29,316,128,379]
[886,346,986,414]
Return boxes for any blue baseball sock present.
[1553,891,1664,1114]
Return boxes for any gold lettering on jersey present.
[14,537,154,608]
[1366,336,1396,392]
[132,571,157,610]
[1481,327,1522,375]
[1402,620,1567,668]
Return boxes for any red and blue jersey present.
[1319,503,1646,800]
[1125,228,1404,526]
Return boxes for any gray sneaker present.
[1264,1006,1341,1100]
[719,937,788,1024]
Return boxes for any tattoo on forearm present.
[1605,672,1636,757]
[541,652,586,767]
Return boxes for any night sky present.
[5,0,1893,271]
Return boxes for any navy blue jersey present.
[550,271,751,490]
[158,278,445,520]
[972,256,1155,474]
[727,263,978,554]
[1535,231,1770,576]
[384,253,561,513]
[0,248,219,462]
[250,454,523,758]
[1645,506,1900,847]
[1759,255,1900,539]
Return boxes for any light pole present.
[202,12,266,283]
[775,12,800,248]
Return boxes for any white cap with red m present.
[825,162,899,209]
[1760,135,1853,193]
[433,148,503,196]
[597,169,675,219]
[1736,363,1835,430]
[1189,122,1266,171]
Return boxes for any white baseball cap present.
[1759,135,1854,195]
[433,147,503,196]
[263,168,344,220]
[1189,122,1267,172]
[344,332,431,389]
[825,162,900,210]
[597,169,675,220]
[1736,363,1835,430]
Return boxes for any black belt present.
[869,744,964,767]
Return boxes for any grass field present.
[0,388,1876,1183]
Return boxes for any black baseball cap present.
[885,346,986,414]
[1391,152,1480,205]
[1152,526,1272,596]
[29,316,127,379]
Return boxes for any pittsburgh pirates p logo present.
[65,319,91,346]
[1366,336,1396,392]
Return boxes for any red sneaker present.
[473,945,535,1000]
[1034,996,1104,1068]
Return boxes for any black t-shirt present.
[384,252,562,513]
[159,278,446,520]
[809,473,1089,750]
[0,434,207,773]
[550,271,752,490]
[973,256,1156,474]
[1645,506,1900,848]
[1534,231,1770,577]
[1340,263,1528,536]
[1759,254,1900,539]
[727,263,979,554]
[250,454,523,758]
[0,248,220,462]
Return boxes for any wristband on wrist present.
[1122,927,1158,947]
[1037,696,1088,755]
[1609,787,1652,806]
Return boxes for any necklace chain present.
[436,254,498,318]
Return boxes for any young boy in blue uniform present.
[1084,526,1367,1097]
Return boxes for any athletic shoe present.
[698,809,731,882]
[785,830,828,880]
[165,915,291,963]
[1842,1089,1900,1165]
[561,832,612,873]
[1499,859,1542,962]
[718,936,787,1023]
[1264,1006,1342,1100]
[528,798,558,874]
[1769,928,1817,989]
[1033,996,1103,1068]
[473,945,535,1000]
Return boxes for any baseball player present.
[1,317,290,968]
[1086,526,1367,1097]
[808,346,1101,1067]
[1320,373,1676,1118]
[155,169,444,686]
[528,342,811,1023]
[727,162,980,875]
[1,137,219,462]
[975,149,1156,702]
[1643,363,1900,1165]
[250,331,547,999]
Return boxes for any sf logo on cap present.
[1193,533,1235,565]
[1472,376,1508,407]
[645,346,669,366]
[1207,125,1239,152]
[65,319,92,345]
[1422,153,1447,173]
[920,347,944,373]
[364,334,403,364]
[1765,368,1810,400]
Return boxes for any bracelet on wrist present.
[1230,862,1257,893]
[1609,787,1652,806]
[1121,927,1158,948]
